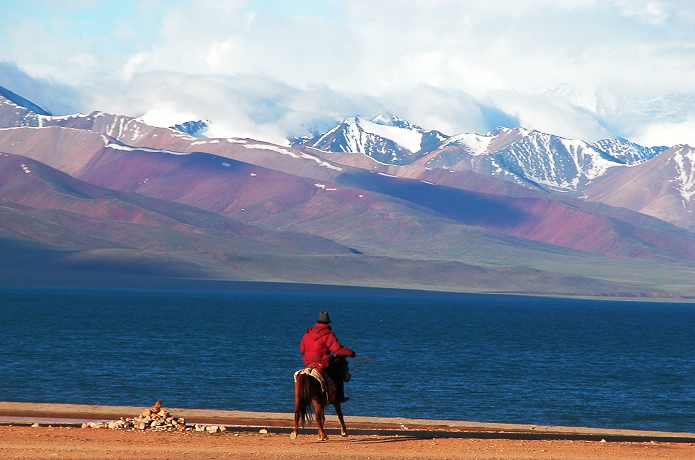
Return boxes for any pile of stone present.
[194,424,227,434]
[82,399,186,431]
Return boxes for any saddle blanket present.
[294,366,336,403]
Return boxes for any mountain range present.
[2,84,695,299]
[294,114,695,231]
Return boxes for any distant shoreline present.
[0,279,513,298]
[1,279,693,303]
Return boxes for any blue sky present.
[0,1,171,67]
[1,0,695,146]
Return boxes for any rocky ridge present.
[295,117,669,193]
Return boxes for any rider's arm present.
[326,332,356,358]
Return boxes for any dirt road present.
[0,401,693,459]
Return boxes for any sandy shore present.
[1,401,694,459]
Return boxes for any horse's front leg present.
[290,405,299,439]
[313,399,327,441]
[333,402,348,437]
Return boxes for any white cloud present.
[378,86,490,136]
[139,107,201,129]
[2,0,695,145]
[88,0,691,101]
[632,117,695,147]
[488,91,612,142]
[83,71,390,144]
[611,0,695,25]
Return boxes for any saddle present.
[294,366,337,404]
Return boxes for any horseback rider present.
[299,311,356,403]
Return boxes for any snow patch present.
[444,133,493,155]
[559,137,619,181]
[38,113,87,125]
[672,146,695,202]
[243,144,342,171]
[21,163,30,174]
[356,116,423,152]
[105,143,188,156]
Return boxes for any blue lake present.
[0,286,693,433]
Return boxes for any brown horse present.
[290,356,350,441]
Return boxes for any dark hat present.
[317,311,331,323]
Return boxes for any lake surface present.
[0,286,693,433]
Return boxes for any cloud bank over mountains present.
[1,0,694,146]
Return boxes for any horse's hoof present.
[290,431,297,439]
[341,431,348,437]
[318,435,328,441]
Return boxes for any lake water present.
[0,286,693,433]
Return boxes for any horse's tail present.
[295,373,315,427]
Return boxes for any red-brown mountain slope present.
[585,145,695,231]
[3,124,695,262]
[0,152,353,256]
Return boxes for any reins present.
[352,355,373,373]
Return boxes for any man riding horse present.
[299,311,355,403]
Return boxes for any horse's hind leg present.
[333,402,347,437]
[313,399,327,441]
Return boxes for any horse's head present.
[333,356,351,382]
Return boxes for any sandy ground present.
[3,425,695,460]
[0,402,694,459]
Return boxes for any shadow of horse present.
[290,356,350,441]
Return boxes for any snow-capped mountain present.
[430,128,664,192]
[427,128,615,191]
[491,130,619,191]
[293,114,448,165]
[591,138,667,165]
[300,117,669,193]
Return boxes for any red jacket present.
[300,323,355,369]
